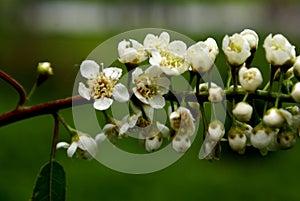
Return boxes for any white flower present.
[132,66,170,109]
[169,106,195,136]
[238,66,263,92]
[277,131,296,149]
[143,32,170,53]
[149,41,189,76]
[263,108,285,128]
[228,126,247,154]
[78,60,129,111]
[232,101,253,122]
[172,134,191,153]
[118,39,148,64]
[263,34,296,67]
[207,120,225,141]
[186,38,219,73]
[56,132,98,160]
[119,113,140,135]
[250,124,275,155]
[145,134,163,152]
[291,82,300,103]
[222,33,251,67]
[293,56,300,79]
[208,85,224,102]
[240,29,259,51]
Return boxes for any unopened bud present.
[232,101,253,122]
[228,126,247,154]
[37,62,53,86]
[263,108,285,128]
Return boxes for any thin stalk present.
[50,113,60,161]
[275,71,284,108]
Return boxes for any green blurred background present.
[1,0,300,201]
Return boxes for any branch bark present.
[0,96,89,127]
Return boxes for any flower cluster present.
[58,29,300,161]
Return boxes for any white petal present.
[133,87,149,104]
[145,65,163,76]
[119,124,129,135]
[95,133,107,144]
[149,95,165,109]
[149,50,162,66]
[93,97,113,110]
[156,77,170,89]
[56,142,70,149]
[103,67,122,80]
[78,82,91,100]
[79,135,98,156]
[168,40,187,56]
[112,83,129,102]
[67,142,78,158]
[156,122,170,138]
[159,32,170,47]
[80,60,100,79]
[132,67,144,83]
[130,39,144,50]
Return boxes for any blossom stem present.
[199,102,207,139]
[0,70,27,108]
[275,71,284,108]
[242,92,249,102]
[230,66,238,91]
[226,69,232,88]
[196,73,201,95]
[50,113,60,160]
[27,81,37,101]
[262,81,270,91]
[56,113,77,136]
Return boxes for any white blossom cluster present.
[57,29,300,160]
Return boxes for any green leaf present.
[31,161,66,201]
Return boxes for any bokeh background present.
[1,0,300,200]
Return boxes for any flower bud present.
[240,29,259,51]
[208,86,224,103]
[293,56,300,80]
[145,134,163,152]
[169,107,195,136]
[232,101,253,122]
[291,82,300,103]
[263,108,285,128]
[228,126,247,154]
[238,66,263,92]
[186,38,218,73]
[277,130,296,150]
[250,123,274,151]
[207,120,225,141]
[118,39,147,65]
[172,135,191,153]
[198,82,218,92]
[263,34,296,68]
[37,62,53,86]
[222,33,251,67]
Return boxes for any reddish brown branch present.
[0,96,89,127]
[0,70,27,107]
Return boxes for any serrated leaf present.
[31,161,66,201]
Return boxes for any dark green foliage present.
[31,161,66,201]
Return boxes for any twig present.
[0,96,89,127]
[0,70,27,108]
